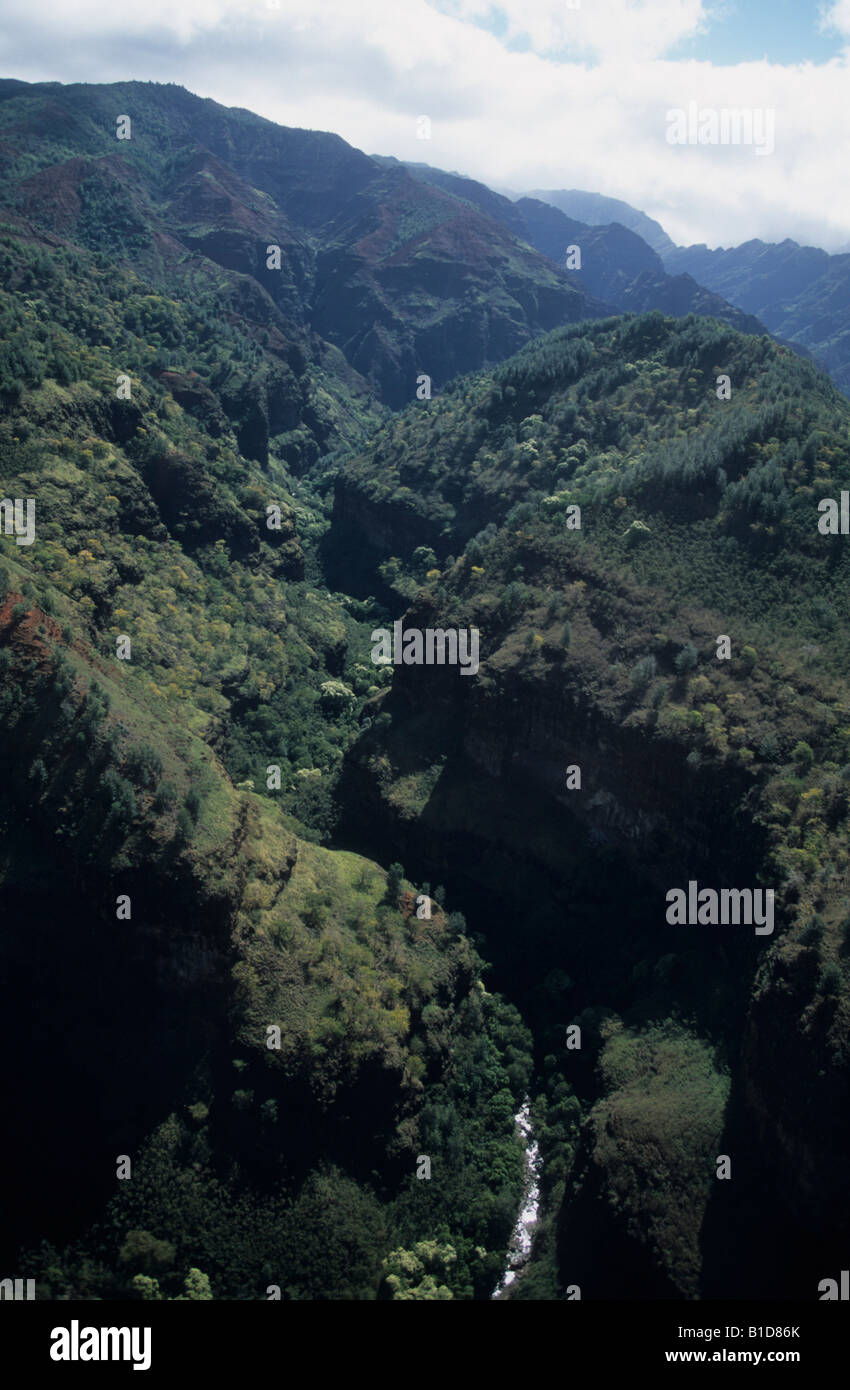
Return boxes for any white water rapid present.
[491,1096,542,1298]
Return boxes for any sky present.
[1,0,850,250]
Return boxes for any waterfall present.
[491,1096,542,1298]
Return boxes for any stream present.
[491,1096,542,1298]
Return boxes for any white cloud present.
[434,0,713,62]
[820,0,850,39]
[1,0,849,249]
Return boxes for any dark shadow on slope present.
[0,830,232,1270]
[698,1065,840,1300]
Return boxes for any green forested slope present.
[0,203,533,1304]
[332,312,850,1296]
[2,76,849,1302]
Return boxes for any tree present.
[287,1168,387,1299]
[174,807,193,845]
[129,1274,162,1300]
[28,757,48,794]
[674,643,698,676]
[412,545,438,577]
[466,538,484,565]
[381,1242,457,1300]
[385,862,404,903]
[500,582,527,620]
[176,1268,213,1301]
[741,645,758,673]
[119,1229,175,1274]
[630,655,657,691]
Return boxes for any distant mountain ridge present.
[1,79,809,414]
[524,187,677,256]
[432,169,850,396]
[664,238,850,395]
[378,158,768,342]
[0,79,613,409]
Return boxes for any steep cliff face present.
[340,605,847,1294]
[344,573,766,889]
[460,671,759,884]
[338,649,761,1294]
[742,942,850,1234]
[327,478,446,598]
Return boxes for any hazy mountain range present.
[523,184,850,396]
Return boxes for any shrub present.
[819,962,842,995]
[800,913,826,947]
[125,742,163,789]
